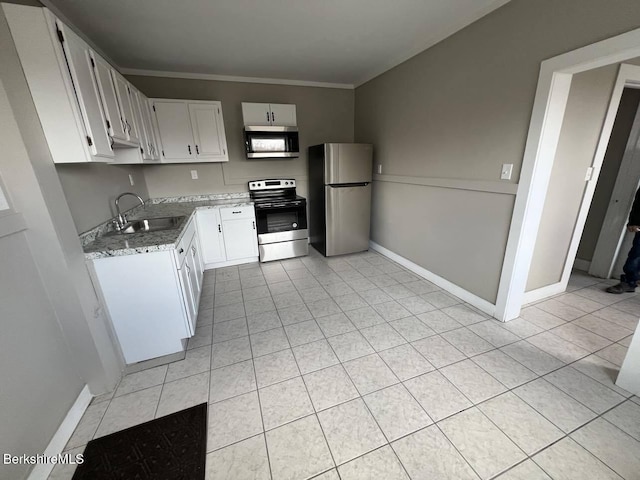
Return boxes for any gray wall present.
[56,163,148,233]
[126,75,355,200]
[0,81,83,479]
[526,65,617,291]
[355,0,640,303]
[0,10,122,477]
[576,87,640,263]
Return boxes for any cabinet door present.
[111,73,138,143]
[268,104,297,126]
[57,22,113,159]
[191,234,204,286]
[153,101,195,161]
[196,209,226,265]
[139,95,160,160]
[187,247,201,316]
[222,218,259,261]
[89,51,127,142]
[178,259,197,336]
[129,88,147,158]
[188,103,227,161]
[241,102,271,126]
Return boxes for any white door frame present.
[495,28,640,322]
[590,88,640,278]
[521,65,640,306]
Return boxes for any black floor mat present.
[72,403,207,480]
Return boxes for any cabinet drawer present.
[175,217,196,265]
[220,205,254,221]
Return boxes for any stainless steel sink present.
[105,216,186,235]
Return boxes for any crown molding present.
[119,68,354,90]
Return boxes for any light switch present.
[128,174,135,186]
[191,170,198,180]
[501,164,513,180]
[585,166,594,181]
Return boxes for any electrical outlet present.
[128,174,135,186]
[501,164,513,180]
[377,164,382,175]
[191,170,198,180]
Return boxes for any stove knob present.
[292,222,298,228]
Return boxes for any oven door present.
[255,201,308,244]
[244,126,299,159]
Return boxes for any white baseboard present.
[573,258,592,272]
[28,385,92,480]
[522,282,565,306]
[369,241,496,317]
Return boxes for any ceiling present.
[45,0,510,87]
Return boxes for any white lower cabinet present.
[90,208,258,364]
[196,206,259,268]
[89,217,203,364]
[196,208,226,266]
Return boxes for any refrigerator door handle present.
[328,182,370,188]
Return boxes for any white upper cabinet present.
[241,103,272,126]
[152,101,195,161]
[242,103,297,127]
[189,103,227,161]
[56,21,114,160]
[129,87,147,154]
[152,99,228,163]
[268,104,297,127]
[5,4,226,166]
[138,95,160,161]
[112,73,140,145]
[89,51,127,143]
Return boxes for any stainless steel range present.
[249,179,309,262]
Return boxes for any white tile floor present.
[50,250,640,480]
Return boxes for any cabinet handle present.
[232,211,241,214]
[186,264,190,274]
[188,145,192,155]
[192,245,196,254]
[266,111,270,122]
[196,145,200,155]
[179,248,184,254]
[218,224,221,233]
[271,111,274,122]
[252,221,255,230]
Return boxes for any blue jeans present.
[623,231,640,285]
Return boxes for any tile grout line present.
[240,285,276,480]
[286,322,341,476]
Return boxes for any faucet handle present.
[112,219,122,231]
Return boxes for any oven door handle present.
[256,201,303,209]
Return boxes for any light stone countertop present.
[82,195,253,260]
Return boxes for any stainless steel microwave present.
[244,126,299,159]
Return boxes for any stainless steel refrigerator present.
[308,143,373,256]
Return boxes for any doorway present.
[495,29,640,321]
[583,88,640,279]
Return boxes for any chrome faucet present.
[114,192,145,230]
